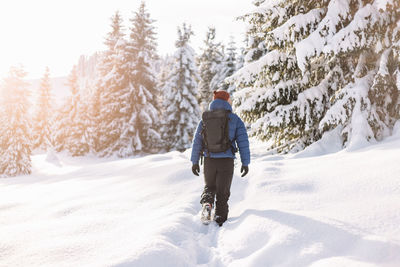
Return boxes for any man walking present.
[191,89,250,226]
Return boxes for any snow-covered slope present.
[1,136,400,267]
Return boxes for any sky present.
[0,0,252,79]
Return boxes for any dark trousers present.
[200,157,234,220]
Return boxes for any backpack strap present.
[224,110,236,155]
[231,145,238,155]
[200,120,209,159]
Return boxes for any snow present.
[319,72,376,149]
[295,0,351,72]
[45,148,61,167]
[378,49,391,75]
[293,127,343,158]
[1,137,400,266]
[268,8,325,46]
[323,2,388,55]
[232,50,286,85]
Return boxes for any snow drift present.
[1,136,400,267]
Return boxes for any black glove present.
[241,165,249,177]
[192,164,200,176]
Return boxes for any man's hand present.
[192,164,200,176]
[241,166,249,177]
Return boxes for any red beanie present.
[213,90,230,101]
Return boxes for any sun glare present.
[0,0,248,80]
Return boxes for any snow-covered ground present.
[1,135,400,267]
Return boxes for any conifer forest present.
[1,0,399,177]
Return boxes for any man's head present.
[213,90,231,105]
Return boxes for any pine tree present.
[236,46,246,71]
[393,20,400,115]
[53,100,69,153]
[156,55,173,150]
[53,66,89,156]
[87,85,101,153]
[65,66,89,156]
[233,0,400,152]
[125,1,162,154]
[316,1,400,149]
[32,67,53,151]
[368,49,399,139]
[157,55,173,109]
[0,66,32,177]
[162,24,200,152]
[197,27,225,111]
[217,37,238,94]
[239,0,268,64]
[94,11,133,156]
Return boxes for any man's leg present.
[200,157,217,206]
[215,158,234,224]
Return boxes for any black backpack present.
[201,109,231,154]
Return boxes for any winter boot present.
[201,203,212,225]
[214,215,227,227]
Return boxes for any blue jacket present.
[191,99,250,166]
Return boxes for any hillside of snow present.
[1,134,400,267]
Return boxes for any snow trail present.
[1,137,400,266]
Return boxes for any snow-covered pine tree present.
[0,66,32,177]
[53,101,68,152]
[125,1,162,154]
[73,53,101,154]
[156,55,173,150]
[87,85,101,153]
[368,49,399,140]
[210,44,228,94]
[162,24,200,152]
[316,0,400,149]
[393,19,400,113]
[197,27,225,111]
[232,0,331,152]
[240,0,269,64]
[233,0,400,152]
[65,66,89,156]
[94,11,133,157]
[53,66,89,156]
[32,67,53,151]
[157,55,173,110]
[217,36,238,94]
[236,46,246,71]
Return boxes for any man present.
[191,89,250,226]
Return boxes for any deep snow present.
[1,136,400,267]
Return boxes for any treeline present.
[2,0,399,177]
[0,2,242,177]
